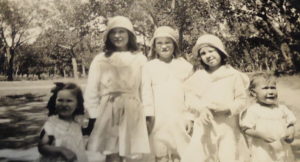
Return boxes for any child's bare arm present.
[285,124,295,143]
[38,131,77,161]
[244,128,276,143]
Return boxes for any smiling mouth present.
[114,39,124,42]
[207,59,214,64]
[266,96,277,100]
[58,106,69,112]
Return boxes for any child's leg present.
[171,154,180,162]
[125,155,155,162]
[106,154,123,162]
[156,156,170,162]
[156,153,179,162]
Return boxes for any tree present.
[0,0,42,80]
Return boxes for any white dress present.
[182,65,250,162]
[39,116,88,162]
[84,51,150,157]
[240,103,296,162]
[142,57,193,158]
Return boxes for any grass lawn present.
[0,75,299,161]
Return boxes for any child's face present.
[108,28,129,51]
[199,46,221,70]
[155,37,175,62]
[56,90,77,119]
[253,78,278,106]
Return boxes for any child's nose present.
[60,101,68,106]
[115,32,121,37]
[268,90,275,95]
[161,44,168,48]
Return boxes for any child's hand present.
[185,120,194,136]
[257,132,276,143]
[284,125,295,143]
[188,108,200,118]
[207,102,230,113]
[146,116,155,135]
[60,147,77,162]
[82,118,96,136]
[198,108,213,125]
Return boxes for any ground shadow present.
[0,93,48,149]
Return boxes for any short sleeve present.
[281,105,296,127]
[239,106,258,132]
[42,117,56,136]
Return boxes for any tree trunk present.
[6,47,14,81]
[15,65,19,76]
[178,27,184,52]
[63,69,67,78]
[265,59,270,71]
[243,49,253,71]
[280,42,293,67]
[271,60,277,71]
[54,65,57,76]
[71,57,78,79]
[81,59,86,77]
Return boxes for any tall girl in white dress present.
[84,16,150,162]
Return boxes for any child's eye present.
[270,86,276,89]
[199,52,205,56]
[119,30,126,34]
[166,41,173,44]
[57,99,63,102]
[155,42,163,46]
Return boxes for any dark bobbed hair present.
[104,29,139,57]
[47,82,84,117]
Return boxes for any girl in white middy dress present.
[182,34,250,162]
[84,16,150,162]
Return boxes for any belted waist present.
[99,90,138,98]
[211,110,231,117]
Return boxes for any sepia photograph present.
[0,0,300,161]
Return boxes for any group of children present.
[37,16,296,162]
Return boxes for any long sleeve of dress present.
[84,55,102,119]
[230,72,250,116]
[141,64,155,117]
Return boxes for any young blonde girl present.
[182,34,250,162]
[84,16,150,162]
[240,73,296,162]
[142,26,193,162]
[38,82,88,162]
